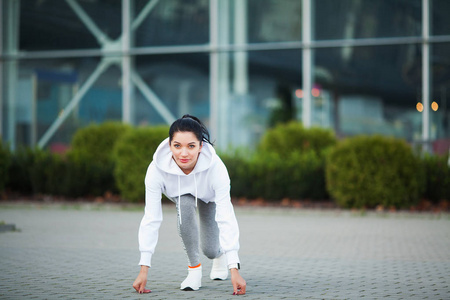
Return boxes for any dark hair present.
[169,114,214,146]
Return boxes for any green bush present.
[7,147,65,196]
[258,121,337,157]
[221,149,328,201]
[8,147,39,194]
[67,121,131,196]
[421,153,450,203]
[326,135,423,209]
[0,141,11,193]
[113,126,169,202]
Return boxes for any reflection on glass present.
[215,49,302,149]
[15,58,122,148]
[314,0,421,40]
[314,44,422,141]
[430,43,450,153]
[134,54,210,126]
[247,0,301,43]
[134,0,209,47]
[432,0,450,36]
[19,0,121,51]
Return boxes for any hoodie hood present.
[153,137,216,176]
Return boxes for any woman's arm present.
[132,266,151,294]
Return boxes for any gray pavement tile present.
[0,205,449,299]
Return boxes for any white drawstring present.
[178,173,198,225]
[194,173,198,208]
[178,175,182,225]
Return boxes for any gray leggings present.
[173,194,222,266]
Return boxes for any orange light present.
[416,102,423,112]
[431,101,439,111]
[295,89,303,98]
[311,88,320,97]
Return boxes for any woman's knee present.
[202,246,220,259]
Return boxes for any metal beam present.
[5,35,450,61]
[65,0,110,46]
[131,71,176,125]
[132,0,160,31]
[38,60,111,148]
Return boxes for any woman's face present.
[170,131,203,175]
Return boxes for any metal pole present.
[422,0,430,152]
[5,0,20,149]
[302,0,312,127]
[122,0,132,124]
[233,0,248,94]
[209,0,219,143]
[0,0,3,139]
[217,0,230,149]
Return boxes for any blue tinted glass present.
[432,0,450,36]
[314,0,421,40]
[247,0,301,43]
[134,0,209,47]
[19,0,121,51]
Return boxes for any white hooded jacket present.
[138,137,240,267]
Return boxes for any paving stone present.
[0,205,449,299]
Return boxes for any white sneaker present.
[210,254,228,280]
[180,265,202,291]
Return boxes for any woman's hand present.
[230,268,246,295]
[132,266,151,294]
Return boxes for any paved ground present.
[0,202,449,300]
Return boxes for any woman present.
[132,115,246,295]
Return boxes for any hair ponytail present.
[169,114,214,146]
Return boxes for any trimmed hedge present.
[326,135,423,209]
[258,121,337,157]
[66,122,131,196]
[222,121,335,201]
[0,141,11,193]
[7,147,66,196]
[421,153,450,203]
[113,126,169,202]
[222,149,328,201]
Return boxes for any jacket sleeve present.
[138,162,163,267]
[212,159,241,266]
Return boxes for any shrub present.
[7,146,65,196]
[113,126,169,202]
[326,135,423,209]
[221,149,328,201]
[421,153,450,203]
[220,150,253,199]
[8,147,39,194]
[258,121,337,157]
[67,121,131,196]
[0,141,11,193]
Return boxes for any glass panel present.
[134,0,209,47]
[216,49,302,149]
[314,0,421,40]
[12,57,122,149]
[314,44,422,142]
[432,0,450,36]
[247,0,302,43]
[19,0,121,51]
[133,54,210,126]
[430,43,450,154]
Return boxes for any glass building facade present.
[1,0,449,153]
